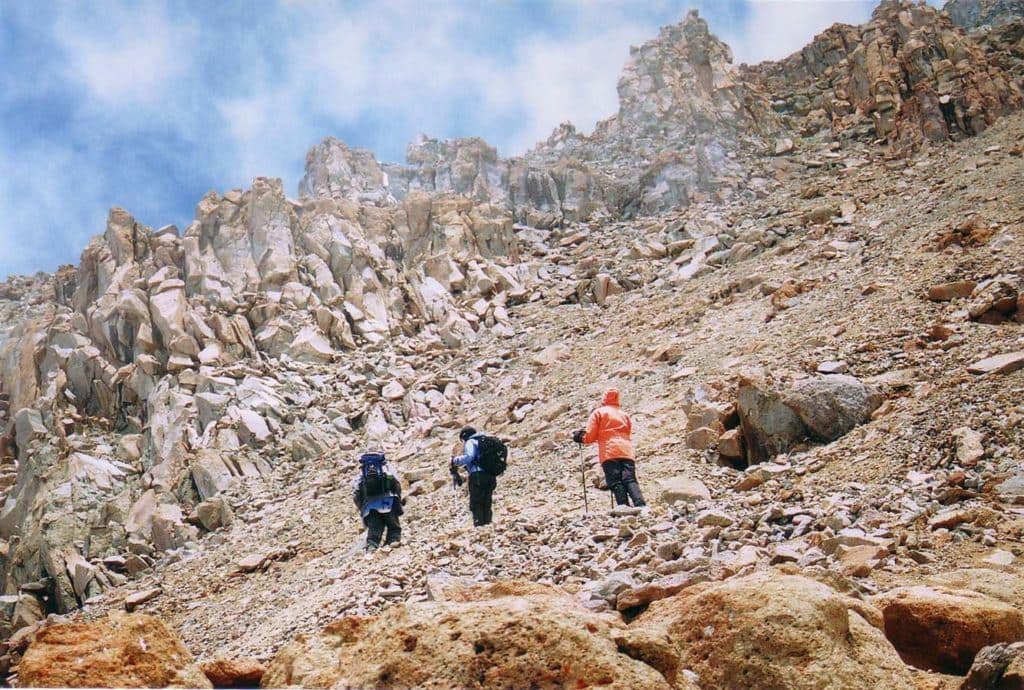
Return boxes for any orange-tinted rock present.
[631,570,915,689]
[262,581,691,689]
[19,613,211,688]
[872,586,1024,674]
[200,657,266,689]
[928,281,978,301]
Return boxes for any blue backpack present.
[360,452,389,497]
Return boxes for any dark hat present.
[459,426,477,441]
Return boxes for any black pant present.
[602,459,646,507]
[364,510,402,549]
[468,471,496,526]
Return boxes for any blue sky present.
[1,0,933,279]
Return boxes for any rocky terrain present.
[1,0,1024,688]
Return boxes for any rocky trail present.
[3,1,1024,688]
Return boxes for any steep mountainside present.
[1,1,1023,688]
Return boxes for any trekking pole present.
[577,442,589,514]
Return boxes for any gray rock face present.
[783,375,883,442]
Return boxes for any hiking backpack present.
[359,452,389,497]
[473,435,508,476]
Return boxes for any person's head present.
[459,426,477,441]
[602,388,620,406]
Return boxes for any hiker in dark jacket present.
[352,452,403,550]
[451,426,497,527]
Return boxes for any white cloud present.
[0,134,109,276]
[722,1,875,65]
[54,3,197,108]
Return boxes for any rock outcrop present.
[747,0,1023,148]
[263,582,694,689]
[630,570,915,689]
[18,613,210,688]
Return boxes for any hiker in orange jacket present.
[573,388,647,507]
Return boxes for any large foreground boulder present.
[262,582,692,689]
[18,613,211,688]
[630,570,915,689]
[872,586,1024,675]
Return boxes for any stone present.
[655,477,710,506]
[926,570,1024,610]
[199,657,266,688]
[996,474,1024,504]
[734,463,790,491]
[195,496,234,532]
[531,343,570,367]
[631,570,914,689]
[13,408,47,450]
[616,572,706,611]
[124,588,162,612]
[980,550,1016,568]
[968,352,1024,375]
[237,410,272,446]
[817,360,849,374]
[960,641,1024,690]
[237,553,268,573]
[839,544,887,577]
[18,613,210,688]
[381,381,406,401]
[685,426,720,451]
[928,281,978,301]
[287,326,335,363]
[872,586,1024,674]
[953,427,985,466]
[696,509,735,528]
[191,450,235,500]
[717,428,744,459]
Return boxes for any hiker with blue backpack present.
[352,451,404,550]
[450,426,507,527]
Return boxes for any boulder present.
[191,450,235,500]
[655,477,710,506]
[872,586,1024,674]
[237,410,272,446]
[630,570,914,690]
[194,496,234,532]
[287,326,335,363]
[18,613,210,688]
[737,374,807,465]
[961,641,1024,690]
[782,374,882,442]
[262,582,687,689]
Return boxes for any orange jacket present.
[583,388,635,463]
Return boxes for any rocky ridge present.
[0,1,1023,688]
